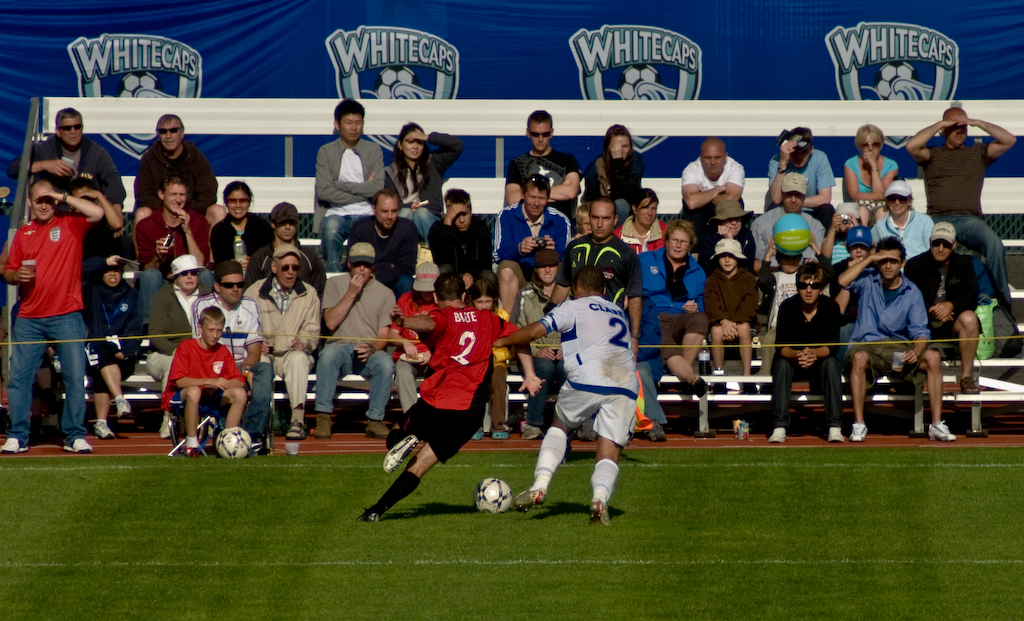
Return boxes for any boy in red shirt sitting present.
[162,306,248,457]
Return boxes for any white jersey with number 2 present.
[540,295,638,398]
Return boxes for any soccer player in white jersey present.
[494,265,638,525]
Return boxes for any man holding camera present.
[767,127,835,231]
[494,175,573,312]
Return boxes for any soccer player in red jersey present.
[358,272,517,522]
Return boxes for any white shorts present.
[554,385,636,447]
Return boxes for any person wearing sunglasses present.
[869,180,935,261]
[904,223,981,395]
[192,260,273,453]
[147,255,212,439]
[7,108,127,213]
[134,114,222,232]
[245,244,321,440]
[907,107,1015,307]
[770,261,843,443]
[503,110,581,221]
[843,124,900,225]
[838,236,954,443]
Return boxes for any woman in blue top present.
[843,124,899,226]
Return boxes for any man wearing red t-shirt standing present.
[2,179,106,454]
[358,272,517,521]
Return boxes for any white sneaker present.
[113,395,132,418]
[93,419,115,440]
[159,414,171,439]
[63,438,93,453]
[1,437,28,453]
[383,435,419,473]
[827,427,845,443]
[929,421,956,442]
[850,423,868,442]
[768,427,787,443]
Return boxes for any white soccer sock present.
[591,459,620,504]
[186,436,199,449]
[532,426,568,492]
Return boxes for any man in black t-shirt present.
[550,198,642,354]
[504,110,581,221]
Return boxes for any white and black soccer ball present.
[617,64,661,100]
[374,66,419,99]
[475,478,513,513]
[873,62,919,100]
[215,426,252,459]
[117,71,171,99]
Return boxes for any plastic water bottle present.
[233,234,246,261]
[698,340,711,376]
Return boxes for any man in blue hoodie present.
[493,175,572,311]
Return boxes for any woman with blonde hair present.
[843,124,899,225]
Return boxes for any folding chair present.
[166,392,229,457]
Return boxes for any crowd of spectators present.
[0,101,1016,453]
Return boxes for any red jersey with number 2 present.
[419,306,517,410]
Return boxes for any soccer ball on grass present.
[475,478,513,513]
[215,426,252,459]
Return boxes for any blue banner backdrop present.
[1,1,1022,186]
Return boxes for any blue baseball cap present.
[847,226,872,249]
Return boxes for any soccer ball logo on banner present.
[570,25,702,153]
[326,26,460,149]
[826,22,959,147]
[67,34,203,159]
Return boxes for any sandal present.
[959,376,980,395]
[491,424,511,440]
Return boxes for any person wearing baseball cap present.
[695,198,755,276]
[829,224,874,369]
[704,238,758,392]
[244,243,322,440]
[390,262,441,414]
[870,180,936,260]
[243,201,327,296]
[768,126,836,232]
[751,172,826,271]
[905,221,981,394]
[314,240,397,439]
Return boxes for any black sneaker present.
[690,377,708,397]
[357,509,381,522]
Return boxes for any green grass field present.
[2,447,1024,620]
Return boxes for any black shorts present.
[89,348,138,395]
[405,400,484,464]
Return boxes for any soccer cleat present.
[521,424,544,441]
[929,421,956,442]
[590,499,611,525]
[383,435,419,473]
[93,420,115,440]
[827,427,845,443]
[113,395,132,419]
[63,439,94,454]
[357,509,381,522]
[768,427,787,443]
[512,488,546,512]
[286,421,306,440]
[577,419,597,442]
[159,414,172,439]
[1,438,28,454]
[850,423,868,443]
[647,421,667,442]
[184,447,202,458]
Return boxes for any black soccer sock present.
[371,470,421,514]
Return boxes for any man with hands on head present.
[906,107,1016,305]
[2,179,107,454]
[427,188,496,291]
[839,236,953,443]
